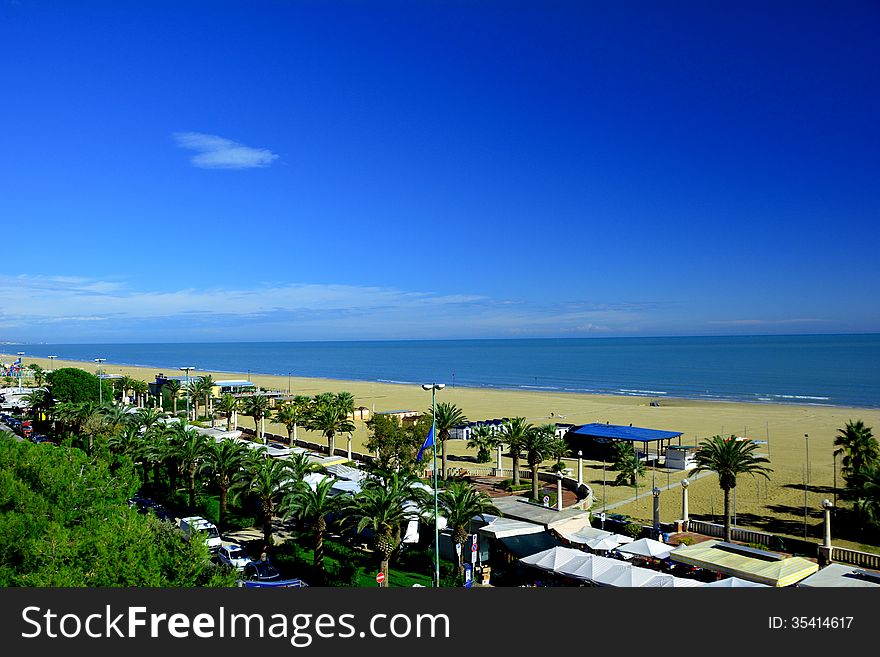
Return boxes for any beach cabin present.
[665,445,698,470]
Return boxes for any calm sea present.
[9,334,880,409]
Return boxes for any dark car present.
[243,560,281,582]
[30,434,52,444]
[128,496,175,523]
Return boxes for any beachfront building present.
[211,379,255,396]
[567,423,684,466]
[448,418,508,441]
[374,409,422,425]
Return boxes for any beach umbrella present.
[617,537,673,560]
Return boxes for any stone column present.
[347,433,353,461]
[823,499,833,548]
[495,444,503,477]
[557,473,564,511]
[577,450,583,486]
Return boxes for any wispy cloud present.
[173,132,279,169]
[707,318,827,326]
[0,275,655,341]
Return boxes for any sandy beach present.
[6,353,880,552]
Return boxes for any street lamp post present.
[180,367,196,423]
[602,460,607,513]
[652,487,661,540]
[833,452,838,510]
[47,355,57,372]
[422,382,445,588]
[287,372,291,395]
[94,358,106,403]
[804,433,811,484]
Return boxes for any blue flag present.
[416,426,435,463]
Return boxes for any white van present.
[179,516,222,553]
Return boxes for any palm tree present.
[852,465,880,527]
[499,417,531,486]
[130,379,150,408]
[834,420,878,484]
[241,394,272,444]
[433,402,467,481]
[22,388,51,425]
[437,480,499,583]
[186,380,203,419]
[547,431,571,472]
[611,442,645,487]
[200,439,251,531]
[135,406,164,433]
[335,391,355,418]
[279,477,345,582]
[466,425,497,464]
[28,363,45,387]
[346,472,420,588]
[522,425,556,502]
[236,454,294,546]
[306,396,356,457]
[199,374,215,419]
[173,427,210,511]
[215,393,239,431]
[692,435,773,542]
[163,379,182,415]
[100,403,135,439]
[273,401,308,447]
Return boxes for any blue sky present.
[1,1,878,342]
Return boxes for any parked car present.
[243,560,281,582]
[217,544,252,571]
[30,434,51,444]
[179,516,222,553]
[129,496,175,523]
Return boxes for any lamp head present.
[681,478,689,488]
[822,498,834,509]
[436,383,446,390]
[421,384,432,391]
[653,487,661,496]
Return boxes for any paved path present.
[600,469,715,511]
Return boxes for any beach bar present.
[568,423,683,466]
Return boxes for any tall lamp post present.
[47,355,57,373]
[422,382,445,588]
[180,367,196,423]
[804,433,810,484]
[16,352,25,391]
[94,358,106,403]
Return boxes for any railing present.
[831,547,880,570]
[686,520,775,547]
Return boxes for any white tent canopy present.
[703,576,770,588]
[585,536,625,552]
[617,537,674,560]
[520,547,586,573]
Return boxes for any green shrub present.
[676,536,694,546]
[623,522,644,539]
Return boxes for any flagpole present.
[432,385,440,588]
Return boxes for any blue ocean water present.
[9,334,880,408]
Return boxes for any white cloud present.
[707,318,826,326]
[173,132,279,169]
[0,275,656,341]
